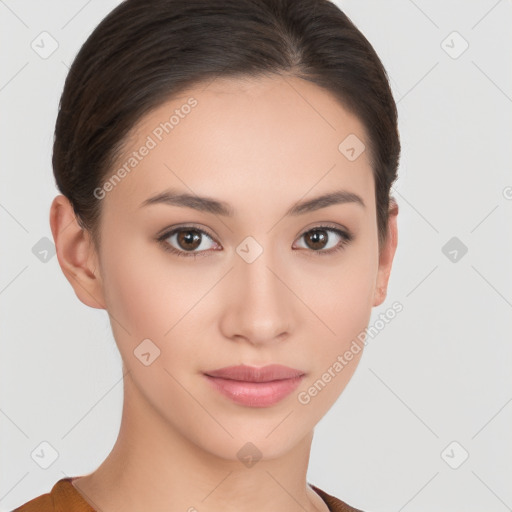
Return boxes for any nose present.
[218,246,296,346]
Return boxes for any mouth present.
[203,364,306,408]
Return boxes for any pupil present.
[308,230,327,249]
[179,230,201,250]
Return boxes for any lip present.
[203,364,305,407]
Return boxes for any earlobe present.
[372,199,399,307]
[49,195,106,310]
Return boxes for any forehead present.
[103,74,374,217]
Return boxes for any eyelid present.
[155,222,217,240]
[296,221,351,238]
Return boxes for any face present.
[54,74,397,462]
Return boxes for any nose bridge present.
[238,239,286,309]
[222,236,294,342]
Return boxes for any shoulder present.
[16,478,363,512]
[12,477,95,512]
[310,484,366,512]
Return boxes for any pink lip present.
[203,364,305,407]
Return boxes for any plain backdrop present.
[1,1,511,511]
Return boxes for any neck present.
[72,372,328,512]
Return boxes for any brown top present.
[13,477,364,512]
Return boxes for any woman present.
[14,0,399,510]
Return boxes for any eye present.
[157,225,220,258]
[156,224,353,259]
[294,225,353,256]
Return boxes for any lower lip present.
[204,374,304,407]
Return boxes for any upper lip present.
[204,364,305,382]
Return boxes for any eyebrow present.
[140,188,365,216]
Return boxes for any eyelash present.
[156,224,353,259]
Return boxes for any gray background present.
[1,1,511,511]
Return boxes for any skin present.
[50,74,398,512]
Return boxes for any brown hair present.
[53,0,400,251]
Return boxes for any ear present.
[49,194,106,309]
[373,198,399,307]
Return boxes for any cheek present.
[327,264,375,335]
[99,234,203,343]
[297,246,377,344]
[292,264,375,411]
[307,278,373,384]
[293,251,377,410]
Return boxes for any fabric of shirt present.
[12,477,364,512]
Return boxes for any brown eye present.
[295,226,352,256]
[158,226,219,257]
[176,229,202,251]
[303,229,329,250]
